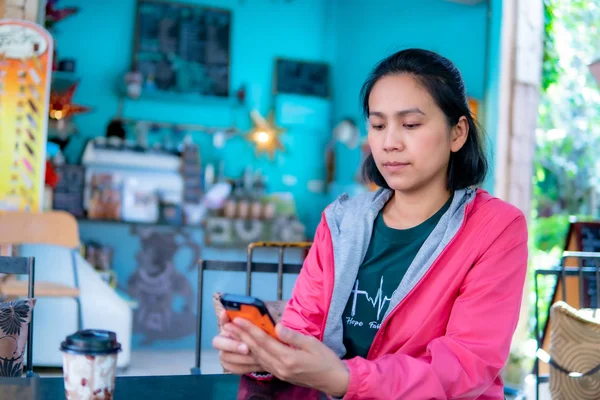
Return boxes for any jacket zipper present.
[364,201,473,360]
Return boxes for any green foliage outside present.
[497,1,600,387]
[529,0,600,356]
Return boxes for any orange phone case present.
[221,294,278,339]
[225,305,277,338]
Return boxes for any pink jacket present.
[281,188,528,399]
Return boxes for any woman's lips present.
[383,162,410,172]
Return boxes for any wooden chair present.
[0,211,82,329]
[0,256,36,377]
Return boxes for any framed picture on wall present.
[132,0,232,99]
[273,58,330,98]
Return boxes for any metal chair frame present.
[533,251,600,399]
[191,242,311,375]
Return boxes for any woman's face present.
[367,74,468,193]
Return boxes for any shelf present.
[76,217,203,229]
[121,90,244,108]
[1,279,80,298]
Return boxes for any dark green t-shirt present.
[342,196,453,359]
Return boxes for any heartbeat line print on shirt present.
[350,276,393,321]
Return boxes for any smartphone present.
[220,293,278,338]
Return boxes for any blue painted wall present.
[55,0,335,352]
[54,0,501,351]
[329,0,490,188]
[55,0,497,231]
[55,0,333,234]
[483,0,503,193]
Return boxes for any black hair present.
[360,48,488,190]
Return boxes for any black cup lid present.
[60,330,121,355]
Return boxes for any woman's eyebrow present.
[369,108,425,118]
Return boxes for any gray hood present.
[321,187,477,357]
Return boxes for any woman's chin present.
[384,177,417,192]
[384,172,446,193]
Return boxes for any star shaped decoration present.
[246,110,285,160]
[49,82,91,121]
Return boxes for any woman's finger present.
[212,335,249,354]
[223,321,246,339]
[219,350,257,365]
[218,310,230,325]
[233,318,293,358]
[220,326,240,341]
[228,320,284,372]
[221,323,244,343]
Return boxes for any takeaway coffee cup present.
[60,330,121,400]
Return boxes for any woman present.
[213,48,528,400]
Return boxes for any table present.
[1,278,80,298]
[0,374,329,400]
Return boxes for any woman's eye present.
[404,123,421,129]
[371,124,385,130]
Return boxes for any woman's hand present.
[224,318,349,398]
[211,311,262,374]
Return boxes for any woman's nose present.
[382,127,404,152]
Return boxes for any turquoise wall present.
[55,0,497,231]
[330,0,490,187]
[483,0,503,193]
[54,0,501,351]
[55,0,333,234]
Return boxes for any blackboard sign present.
[274,58,330,98]
[133,0,231,98]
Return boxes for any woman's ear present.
[450,116,469,153]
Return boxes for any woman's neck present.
[383,183,452,230]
